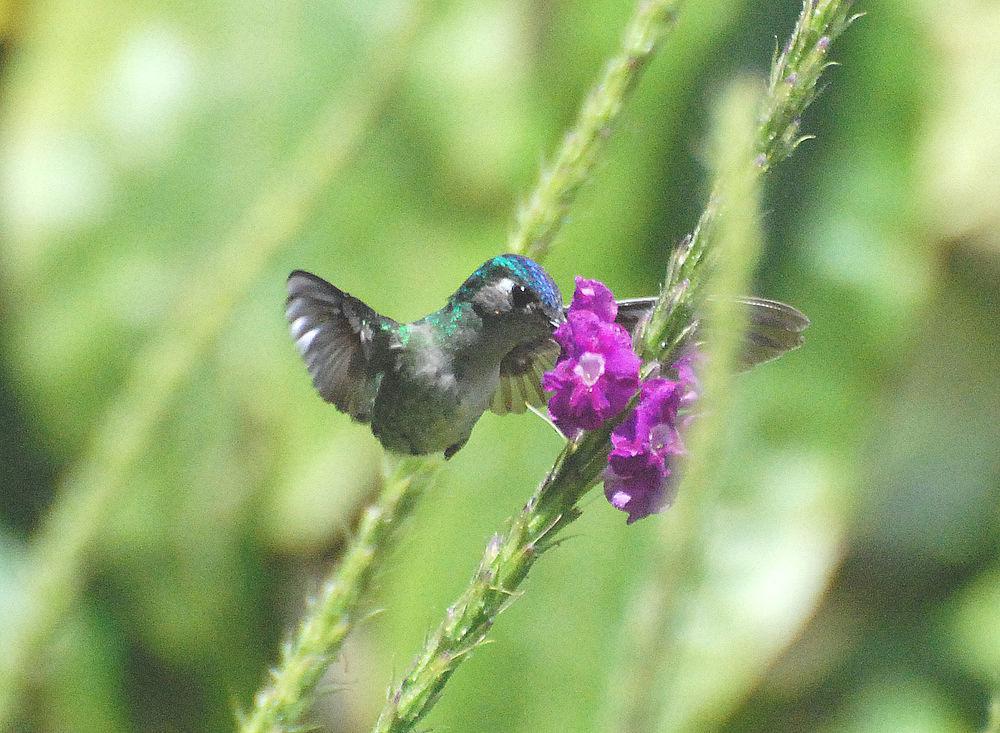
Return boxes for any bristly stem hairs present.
[241,1,685,730]
[374,2,855,732]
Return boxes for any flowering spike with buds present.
[371,3,853,731]
[641,0,856,365]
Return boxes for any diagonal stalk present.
[372,3,855,732]
[642,0,857,361]
[606,75,765,733]
[240,456,441,733]
[509,0,683,261]
[0,8,424,728]
[372,428,616,733]
[241,1,685,729]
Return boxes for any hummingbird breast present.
[369,325,499,455]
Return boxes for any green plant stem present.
[372,3,855,732]
[240,456,441,733]
[0,11,422,729]
[373,428,616,733]
[237,2,681,729]
[642,0,857,362]
[606,4,857,729]
[606,76,764,733]
[509,0,683,261]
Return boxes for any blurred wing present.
[735,296,810,369]
[285,270,394,422]
[613,297,659,336]
[489,337,560,416]
[609,295,810,370]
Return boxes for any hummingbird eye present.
[511,284,535,310]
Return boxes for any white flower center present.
[574,351,605,387]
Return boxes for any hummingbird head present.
[457,254,565,345]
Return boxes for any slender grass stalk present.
[372,4,854,732]
[509,0,683,260]
[239,456,441,733]
[0,10,422,728]
[605,76,764,733]
[240,2,685,729]
[642,0,857,362]
[373,427,618,733]
[607,4,857,729]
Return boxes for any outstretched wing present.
[733,295,810,368]
[285,270,395,422]
[612,295,810,370]
[489,337,560,416]
[488,294,808,418]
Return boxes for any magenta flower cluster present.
[542,279,641,433]
[544,277,698,524]
[605,360,697,523]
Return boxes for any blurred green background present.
[1,0,997,731]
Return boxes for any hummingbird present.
[285,254,808,459]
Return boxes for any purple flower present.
[568,276,618,322]
[543,279,640,435]
[673,350,701,409]
[542,274,701,524]
[605,451,672,525]
[603,361,699,524]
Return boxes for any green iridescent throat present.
[424,301,474,340]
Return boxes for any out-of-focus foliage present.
[0,0,996,731]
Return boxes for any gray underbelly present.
[370,373,494,455]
